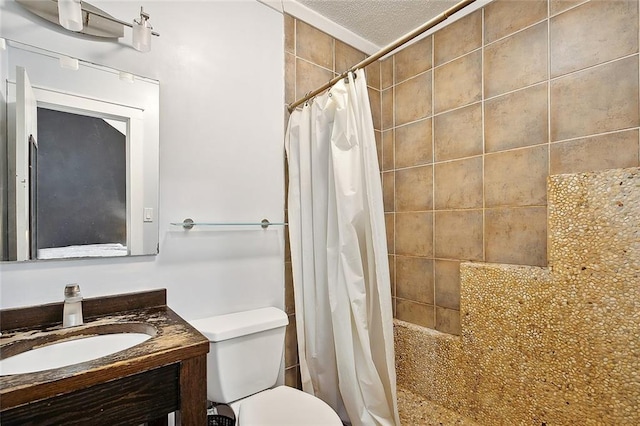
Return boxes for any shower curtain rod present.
[287,0,477,112]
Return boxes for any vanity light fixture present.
[16,0,160,52]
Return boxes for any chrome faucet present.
[62,284,84,328]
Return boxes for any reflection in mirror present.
[36,108,127,259]
[1,40,160,262]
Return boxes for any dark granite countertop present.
[0,290,209,411]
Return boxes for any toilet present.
[189,307,342,425]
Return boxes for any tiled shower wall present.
[283,15,380,387]
[285,0,640,341]
[382,0,640,334]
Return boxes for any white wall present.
[0,0,285,321]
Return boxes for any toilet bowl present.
[189,308,342,425]
[231,385,341,425]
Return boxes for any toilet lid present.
[240,386,342,425]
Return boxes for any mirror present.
[1,40,159,262]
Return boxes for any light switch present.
[144,207,154,222]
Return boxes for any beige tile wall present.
[383,0,640,335]
[283,14,380,388]
[285,0,640,341]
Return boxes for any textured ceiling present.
[296,0,461,47]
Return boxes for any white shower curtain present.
[285,69,399,426]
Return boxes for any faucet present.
[62,284,84,328]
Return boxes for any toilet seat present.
[239,386,342,425]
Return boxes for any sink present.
[0,332,151,376]
[0,290,210,425]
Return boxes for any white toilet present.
[189,307,343,425]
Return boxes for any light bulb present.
[132,20,151,52]
[58,0,83,32]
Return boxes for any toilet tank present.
[189,307,289,403]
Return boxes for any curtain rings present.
[344,70,359,84]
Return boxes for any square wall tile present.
[375,130,382,171]
[485,207,548,267]
[365,60,381,90]
[550,130,640,175]
[285,315,298,367]
[550,0,638,78]
[550,0,586,16]
[285,366,300,389]
[485,83,548,153]
[296,58,333,100]
[285,53,296,104]
[485,145,548,208]
[369,88,381,131]
[434,156,483,210]
[285,261,295,314]
[381,57,394,89]
[385,213,395,254]
[434,210,483,261]
[296,21,333,69]
[388,255,395,296]
[434,50,482,113]
[396,256,434,305]
[396,165,433,212]
[395,71,432,126]
[434,10,482,66]
[382,129,394,171]
[285,14,295,54]
[396,212,433,257]
[550,56,639,142]
[382,88,394,130]
[382,130,395,171]
[434,102,483,161]
[484,0,547,44]
[395,299,435,328]
[284,225,291,262]
[335,39,366,74]
[395,119,433,169]
[435,307,461,335]
[484,22,548,99]
[382,171,395,212]
[395,35,432,83]
[435,260,461,310]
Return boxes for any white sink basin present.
[0,333,151,376]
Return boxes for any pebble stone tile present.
[398,387,480,425]
[395,167,640,425]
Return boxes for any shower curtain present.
[285,69,399,426]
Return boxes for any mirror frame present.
[2,40,160,262]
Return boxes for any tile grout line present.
[391,56,397,317]
[481,6,486,267]
[547,1,552,267]
[431,32,437,329]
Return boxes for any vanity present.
[0,289,209,425]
